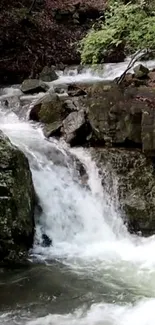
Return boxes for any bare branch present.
[28,0,37,14]
[116,49,150,85]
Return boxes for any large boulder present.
[0,131,35,265]
[92,147,155,236]
[39,66,58,82]
[21,79,49,94]
[29,92,83,138]
[84,83,143,146]
[81,83,155,155]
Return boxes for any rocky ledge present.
[28,64,155,236]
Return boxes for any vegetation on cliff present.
[80,0,155,64]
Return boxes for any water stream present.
[1,62,155,324]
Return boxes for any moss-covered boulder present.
[92,148,155,236]
[0,131,35,265]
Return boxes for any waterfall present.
[1,66,155,324]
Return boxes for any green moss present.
[0,132,35,265]
[39,99,66,124]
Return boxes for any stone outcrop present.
[29,79,155,155]
[82,83,155,155]
[92,148,155,236]
[0,131,35,265]
[28,74,155,237]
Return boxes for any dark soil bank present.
[0,0,105,84]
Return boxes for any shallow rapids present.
[1,64,155,324]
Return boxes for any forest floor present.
[0,0,106,84]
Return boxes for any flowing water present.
[1,62,155,324]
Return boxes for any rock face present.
[81,83,155,155]
[0,131,35,265]
[28,79,155,237]
[30,81,155,155]
[92,148,155,236]
[84,83,142,146]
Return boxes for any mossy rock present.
[92,147,155,236]
[0,131,35,265]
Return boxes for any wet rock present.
[73,157,89,188]
[0,131,35,265]
[42,234,52,247]
[30,92,83,139]
[83,83,142,147]
[67,84,87,97]
[79,83,155,155]
[133,64,149,78]
[38,98,67,125]
[39,66,58,82]
[92,147,155,236]
[142,103,155,156]
[29,92,58,121]
[21,79,49,94]
[62,110,88,145]
[43,121,62,138]
[29,93,78,124]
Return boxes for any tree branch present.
[116,49,150,84]
[28,0,37,14]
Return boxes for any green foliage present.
[80,0,155,64]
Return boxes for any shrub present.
[80,0,155,64]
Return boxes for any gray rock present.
[142,105,155,156]
[21,79,49,94]
[0,131,35,265]
[30,92,82,139]
[92,147,155,236]
[43,121,62,138]
[83,83,142,146]
[134,64,149,78]
[39,66,58,82]
[63,110,86,143]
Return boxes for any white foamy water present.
[1,64,155,324]
[52,57,155,84]
[25,299,155,325]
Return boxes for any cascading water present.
[1,63,155,325]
